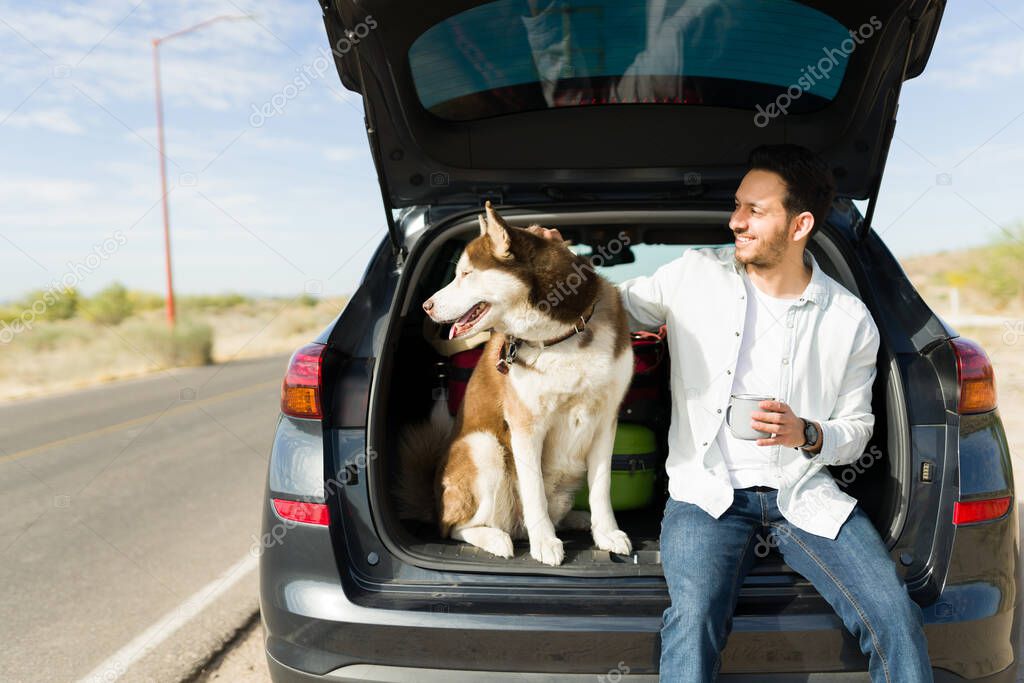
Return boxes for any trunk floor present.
[401,506,795,574]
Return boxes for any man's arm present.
[525,225,681,331]
[614,253,688,333]
[814,312,881,467]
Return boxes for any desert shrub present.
[179,293,250,312]
[15,286,80,321]
[81,283,134,325]
[128,290,165,312]
[130,319,214,367]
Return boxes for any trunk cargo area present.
[369,213,909,578]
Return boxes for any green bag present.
[573,423,659,511]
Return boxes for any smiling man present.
[532,144,933,682]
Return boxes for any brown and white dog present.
[395,201,634,566]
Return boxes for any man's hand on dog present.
[525,225,568,245]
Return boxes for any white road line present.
[77,553,257,683]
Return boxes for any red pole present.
[152,39,176,328]
[150,15,249,329]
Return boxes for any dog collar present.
[496,299,598,375]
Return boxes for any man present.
[531,145,932,682]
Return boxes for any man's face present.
[729,169,794,268]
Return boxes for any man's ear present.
[483,200,512,259]
[791,211,815,242]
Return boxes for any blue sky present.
[0,1,1022,302]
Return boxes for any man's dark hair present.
[747,144,836,239]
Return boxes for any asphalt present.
[0,354,289,683]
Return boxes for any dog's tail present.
[395,399,452,525]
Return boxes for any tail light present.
[953,496,1011,525]
[272,498,329,526]
[281,343,326,419]
[951,337,997,414]
[950,338,1008,526]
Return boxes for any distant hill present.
[899,230,1024,316]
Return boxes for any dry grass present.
[901,229,1024,315]
[0,296,348,402]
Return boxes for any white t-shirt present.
[716,270,802,489]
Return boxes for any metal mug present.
[726,393,776,441]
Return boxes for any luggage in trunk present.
[573,423,660,512]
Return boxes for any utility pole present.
[152,14,251,327]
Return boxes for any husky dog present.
[396,201,634,566]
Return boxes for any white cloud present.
[322,145,363,162]
[940,18,1007,44]
[0,0,313,113]
[246,134,304,151]
[926,37,1024,89]
[0,178,96,203]
[3,106,84,134]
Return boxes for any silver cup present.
[726,393,776,441]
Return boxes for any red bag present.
[446,346,485,415]
[619,324,669,425]
[443,325,669,419]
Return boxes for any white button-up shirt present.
[616,245,881,539]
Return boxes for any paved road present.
[0,354,289,683]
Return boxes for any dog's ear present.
[478,215,488,236]
[483,200,512,260]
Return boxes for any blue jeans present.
[658,486,932,682]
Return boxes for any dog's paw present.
[529,535,565,566]
[477,528,515,558]
[452,526,515,558]
[593,527,633,555]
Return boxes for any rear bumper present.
[267,654,1018,683]
[262,526,1020,682]
[264,608,1018,683]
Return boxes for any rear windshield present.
[409,0,853,121]
[569,243,723,284]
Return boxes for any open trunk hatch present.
[322,0,945,213]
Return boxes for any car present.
[259,0,1022,680]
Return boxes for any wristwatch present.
[799,418,819,457]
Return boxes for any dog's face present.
[423,202,601,341]
[422,203,529,340]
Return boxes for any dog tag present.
[496,339,518,374]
